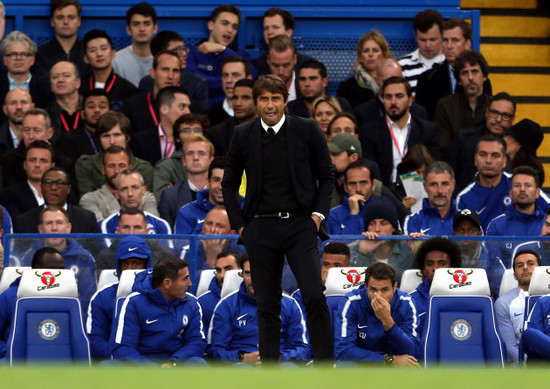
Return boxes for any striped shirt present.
[398,49,445,94]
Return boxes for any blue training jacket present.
[197,276,221,329]
[111,270,206,364]
[86,252,152,360]
[403,198,457,236]
[0,277,20,358]
[334,284,419,362]
[208,283,310,362]
[327,196,374,235]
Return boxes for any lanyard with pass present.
[59,110,81,132]
[385,116,411,159]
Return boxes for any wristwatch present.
[384,354,394,365]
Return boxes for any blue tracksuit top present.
[486,205,546,268]
[86,253,152,360]
[403,198,457,236]
[327,196,374,235]
[174,189,215,235]
[526,295,550,335]
[457,173,550,231]
[0,277,20,358]
[208,283,310,362]
[409,277,430,339]
[111,270,206,364]
[334,285,419,362]
[197,276,221,329]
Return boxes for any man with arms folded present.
[335,262,420,366]
[112,257,206,365]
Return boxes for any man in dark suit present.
[222,75,334,362]
[15,166,99,234]
[0,141,54,220]
[360,76,440,187]
[0,88,34,154]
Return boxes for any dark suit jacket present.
[208,117,238,157]
[205,102,231,127]
[0,71,52,116]
[359,115,440,186]
[15,204,100,234]
[57,126,101,162]
[130,129,162,167]
[354,97,429,127]
[0,121,14,154]
[222,115,334,239]
[0,182,38,221]
[415,60,493,120]
[158,179,195,228]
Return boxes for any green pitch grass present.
[1,365,546,389]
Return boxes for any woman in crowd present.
[312,96,342,139]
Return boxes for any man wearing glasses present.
[0,31,50,113]
[15,166,99,234]
[449,92,516,192]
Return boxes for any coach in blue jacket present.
[208,253,310,364]
[111,257,206,366]
[335,262,420,366]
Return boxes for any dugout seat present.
[197,269,217,298]
[423,268,505,367]
[220,269,243,299]
[114,269,145,317]
[525,266,550,319]
[8,269,90,365]
[400,269,423,294]
[499,269,518,297]
[97,269,118,291]
[0,266,30,293]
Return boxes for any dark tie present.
[267,127,275,137]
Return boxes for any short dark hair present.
[514,249,541,267]
[25,140,55,162]
[150,30,183,56]
[490,92,517,114]
[208,156,227,180]
[268,34,295,54]
[210,4,241,24]
[96,111,132,141]
[414,237,462,270]
[119,208,147,225]
[424,161,455,181]
[83,29,113,52]
[299,58,328,79]
[32,247,63,268]
[511,165,540,188]
[344,160,374,184]
[222,55,252,77]
[152,257,189,289]
[253,75,288,103]
[453,50,490,80]
[443,18,472,42]
[51,0,81,16]
[382,76,412,97]
[414,9,443,34]
[157,86,189,111]
[83,88,111,107]
[43,166,70,182]
[153,50,180,70]
[264,8,295,31]
[327,112,359,137]
[234,78,255,90]
[216,250,242,265]
[475,133,507,156]
[126,2,157,25]
[323,242,350,261]
[174,114,211,146]
[103,145,130,165]
[365,262,396,286]
[239,252,250,270]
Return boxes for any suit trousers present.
[242,214,333,362]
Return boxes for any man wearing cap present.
[409,237,462,337]
[86,235,152,360]
[453,208,504,293]
[496,249,540,364]
[328,160,382,235]
[403,161,457,236]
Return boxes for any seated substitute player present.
[197,250,241,329]
[522,280,550,361]
[112,257,206,366]
[0,247,64,359]
[208,252,310,364]
[495,249,539,364]
[86,235,152,361]
[334,262,420,366]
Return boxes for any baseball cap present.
[328,133,362,158]
[453,209,481,231]
[116,235,152,260]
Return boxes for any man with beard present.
[457,135,550,231]
[208,79,257,157]
[496,249,540,364]
[57,89,110,161]
[360,76,439,187]
[448,93,516,192]
[0,88,34,153]
[404,161,457,235]
[433,51,491,159]
[79,145,158,222]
